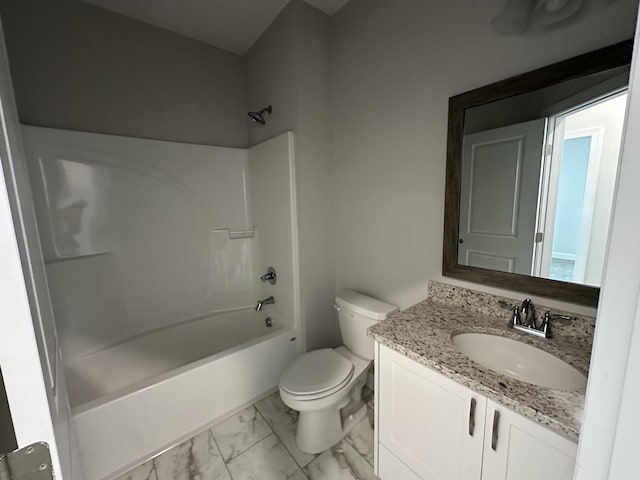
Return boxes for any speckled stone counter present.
[368,282,595,442]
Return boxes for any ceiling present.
[81,0,351,56]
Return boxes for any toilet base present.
[294,376,368,454]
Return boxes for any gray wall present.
[246,1,338,349]
[294,3,336,349]
[331,0,638,313]
[245,3,298,147]
[0,0,248,147]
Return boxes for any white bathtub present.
[70,308,302,480]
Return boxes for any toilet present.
[279,290,397,453]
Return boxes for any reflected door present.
[459,119,546,275]
[540,91,627,286]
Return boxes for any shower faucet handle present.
[260,266,277,285]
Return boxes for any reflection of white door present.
[540,90,627,286]
[0,27,76,479]
[459,119,546,275]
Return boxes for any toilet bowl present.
[280,346,371,453]
[279,291,397,454]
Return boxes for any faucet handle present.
[260,266,277,285]
[543,311,573,323]
[541,311,573,338]
[509,305,521,326]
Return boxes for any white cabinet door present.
[378,345,486,480]
[482,399,577,480]
[378,444,423,480]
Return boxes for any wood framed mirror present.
[443,40,634,307]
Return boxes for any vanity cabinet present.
[481,399,577,480]
[375,344,577,480]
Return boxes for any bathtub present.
[70,308,302,480]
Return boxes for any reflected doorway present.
[536,92,628,286]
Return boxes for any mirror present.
[443,41,633,307]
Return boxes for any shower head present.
[248,105,272,125]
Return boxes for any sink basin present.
[451,333,586,391]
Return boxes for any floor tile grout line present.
[255,406,313,478]
[207,429,235,480]
[122,460,157,480]
[254,402,272,427]
[210,405,274,464]
[223,429,311,480]
[219,430,274,465]
[345,439,375,470]
[275,438,311,480]
[255,397,318,473]
[303,451,324,476]
[342,443,367,480]
[255,406,314,476]
[343,405,376,468]
[151,455,159,480]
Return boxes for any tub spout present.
[255,296,275,311]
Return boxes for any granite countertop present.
[367,282,595,442]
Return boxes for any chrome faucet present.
[508,299,541,337]
[520,298,536,328]
[506,298,574,339]
[255,296,275,311]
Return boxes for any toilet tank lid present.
[335,290,398,320]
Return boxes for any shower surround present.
[21,127,301,480]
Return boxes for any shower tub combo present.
[22,127,301,479]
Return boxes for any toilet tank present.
[335,291,398,360]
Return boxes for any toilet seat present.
[279,348,354,400]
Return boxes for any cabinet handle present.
[468,398,476,436]
[491,410,500,451]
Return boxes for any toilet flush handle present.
[333,303,341,312]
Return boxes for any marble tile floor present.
[116,387,377,480]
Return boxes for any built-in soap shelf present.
[44,251,110,264]
[229,229,255,239]
[43,229,255,264]
[212,228,255,240]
